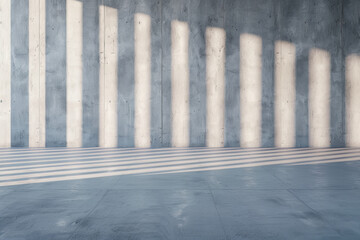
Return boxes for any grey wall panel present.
[115,0,135,147]
[343,0,360,56]
[224,0,240,147]
[46,0,67,147]
[11,0,29,147]
[82,0,101,147]
[258,1,276,147]
[343,0,360,147]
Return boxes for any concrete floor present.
[0,148,359,239]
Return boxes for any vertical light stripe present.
[206,27,225,147]
[134,13,151,148]
[29,0,40,147]
[99,5,105,147]
[240,33,262,147]
[309,48,330,148]
[274,41,296,148]
[66,0,83,147]
[99,5,118,147]
[346,54,360,147]
[29,0,46,148]
[171,20,189,147]
[0,0,11,147]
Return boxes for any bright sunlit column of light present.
[309,48,330,148]
[206,27,226,147]
[66,0,83,147]
[240,33,262,147]
[99,5,118,147]
[29,0,46,148]
[0,0,11,147]
[134,13,151,148]
[171,20,189,147]
[274,41,296,148]
[346,54,360,147]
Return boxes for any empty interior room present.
[0,0,360,239]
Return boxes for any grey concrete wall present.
[46,0,67,146]
[82,0,101,147]
[1,0,359,147]
[11,0,29,147]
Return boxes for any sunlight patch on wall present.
[134,13,151,148]
[66,0,83,147]
[0,0,11,147]
[240,33,262,147]
[346,54,360,147]
[206,27,225,147]
[99,5,118,147]
[274,41,296,148]
[309,48,330,147]
[171,20,189,147]
[29,0,46,148]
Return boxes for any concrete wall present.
[0,0,359,148]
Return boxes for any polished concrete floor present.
[0,148,359,239]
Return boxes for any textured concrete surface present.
[344,0,360,148]
[0,148,360,239]
[45,0,67,147]
[1,0,359,147]
[11,0,29,147]
[66,0,83,147]
[28,0,46,148]
[0,0,11,148]
[81,0,100,148]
